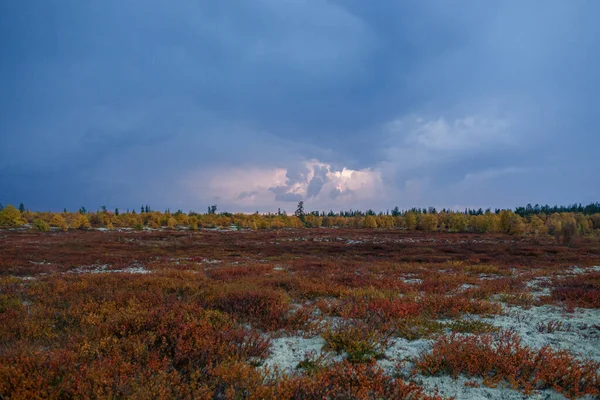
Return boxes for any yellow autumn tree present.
[70,213,91,229]
[175,213,189,226]
[188,216,199,230]
[49,214,68,231]
[405,213,417,230]
[270,217,285,229]
[393,216,405,228]
[287,216,304,229]
[304,214,322,228]
[418,214,438,231]
[575,213,591,235]
[485,214,501,233]
[362,215,378,229]
[530,215,546,236]
[321,216,334,227]
[472,215,487,233]
[507,214,525,235]
[449,213,466,232]
[0,205,25,227]
[376,215,395,229]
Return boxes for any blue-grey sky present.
[1,0,599,213]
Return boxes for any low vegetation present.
[416,330,600,398]
[1,222,599,398]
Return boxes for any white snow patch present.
[377,338,431,375]
[526,277,552,299]
[346,239,363,245]
[402,278,423,285]
[565,266,600,275]
[68,264,151,275]
[121,266,151,274]
[416,375,568,400]
[400,274,423,285]
[485,305,600,362]
[478,274,501,280]
[457,283,478,292]
[263,336,328,373]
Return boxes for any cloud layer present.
[183,161,384,213]
[1,0,599,212]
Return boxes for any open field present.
[1,229,600,399]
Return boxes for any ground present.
[1,229,599,399]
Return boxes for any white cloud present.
[182,159,385,212]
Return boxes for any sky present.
[1,0,599,213]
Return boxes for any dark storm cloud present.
[272,191,303,203]
[306,165,328,198]
[1,0,599,211]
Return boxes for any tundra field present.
[1,229,600,399]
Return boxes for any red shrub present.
[419,294,502,318]
[173,320,271,373]
[208,285,290,331]
[284,361,444,400]
[367,298,423,320]
[416,330,600,398]
[551,272,600,308]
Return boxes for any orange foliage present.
[416,331,600,398]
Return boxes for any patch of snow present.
[263,336,328,373]
[379,314,598,399]
[8,275,40,281]
[525,277,552,299]
[263,330,586,398]
[457,283,478,292]
[531,287,551,299]
[202,258,222,264]
[525,277,551,288]
[485,305,600,362]
[402,278,423,285]
[121,266,151,274]
[67,264,151,275]
[377,338,431,375]
[565,266,600,275]
[68,264,110,274]
[345,239,362,245]
[478,274,501,280]
[416,375,568,400]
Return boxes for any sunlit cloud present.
[183,160,385,212]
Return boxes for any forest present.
[0,202,599,242]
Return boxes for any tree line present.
[0,201,599,242]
